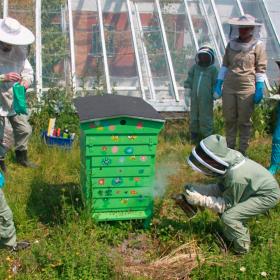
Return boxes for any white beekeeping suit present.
[0,45,33,116]
[0,17,36,172]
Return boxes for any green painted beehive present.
[74,95,165,226]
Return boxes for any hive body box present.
[74,95,165,226]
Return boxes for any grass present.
[0,129,280,280]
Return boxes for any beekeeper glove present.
[0,172,5,189]
[185,189,226,213]
[254,81,264,104]
[213,66,228,100]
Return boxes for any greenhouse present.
[2,0,280,111]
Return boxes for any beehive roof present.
[73,94,165,122]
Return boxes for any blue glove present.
[0,172,5,189]
[213,79,223,99]
[254,82,264,104]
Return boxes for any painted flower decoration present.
[140,156,147,161]
[125,147,134,155]
[130,190,137,195]
[102,146,107,151]
[119,156,125,163]
[111,136,119,142]
[136,122,143,129]
[138,169,144,174]
[128,135,137,140]
[109,125,116,131]
[121,199,128,204]
[97,126,104,131]
[112,177,123,186]
[112,146,118,153]
[101,157,111,166]
[130,156,136,161]
[98,179,105,185]
[134,177,140,182]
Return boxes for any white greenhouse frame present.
[2,0,280,111]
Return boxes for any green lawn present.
[0,133,279,280]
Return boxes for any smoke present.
[153,155,181,198]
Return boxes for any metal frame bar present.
[134,2,156,100]
[155,0,179,101]
[183,0,199,51]
[126,0,146,100]
[35,0,42,100]
[3,0,8,17]
[261,0,280,48]
[236,0,244,15]
[200,0,223,65]
[209,0,227,48]
[67,0,77,95]
[97,0,111,93]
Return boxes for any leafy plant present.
[28,87,79,135]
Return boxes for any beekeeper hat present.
[195,45,215,66]
[0,17,35,45]
[227,14,262,27]
[187,135,230,176]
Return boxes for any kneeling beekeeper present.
[176,134,280,254]
[0,171,29,251]
[0,17,37,172]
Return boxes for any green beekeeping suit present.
[187,135,280,254]
[184,47,218,139]
[0,189,16,247]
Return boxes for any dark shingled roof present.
[73,94,165,122]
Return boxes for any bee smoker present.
[172,193,198,218]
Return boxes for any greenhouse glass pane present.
[8,1,35,86]
[137,1,174,101]
[214,0,241,40]
[100,0,141,97]
[240,0,280,84]
[160,0,197,101]
[202,0,225,58]
[265,0,280,42]
[41,2,70,88]
[71,0,105,94]
[187,1,212,47]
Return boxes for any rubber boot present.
[268,143,280,175]
[15,150,37,168]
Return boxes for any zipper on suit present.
[197,72,203,96]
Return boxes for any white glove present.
[185,190,226,213]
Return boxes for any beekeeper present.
[185,134,280,254]
[0,172,30,251]
[268,60,280,174]
[0,17,36,172]
[184,45,218,143]
[214,14,267,156]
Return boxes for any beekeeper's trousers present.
[0,189,16,247]
[222,90,254,154]
[0,115,32,158]
[221,192,280,254]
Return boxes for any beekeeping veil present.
[195,45,215,67]
[227,14,262,52]
[187,134,245,177]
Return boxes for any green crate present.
[74,95,164,227]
